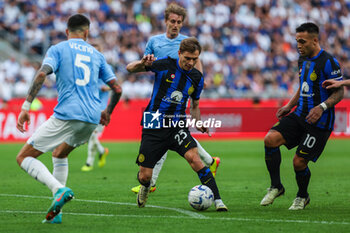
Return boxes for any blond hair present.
[164,3,187,21]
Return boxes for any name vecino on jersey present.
[69,42,94,54]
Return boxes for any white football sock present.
[21,157,63,194]
[193,138,213,166]
[151,152,167,186]
[52,157,68,187]
[86,134,97,166]
[95,138,104,155]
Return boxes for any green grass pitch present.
[0,140,349,233]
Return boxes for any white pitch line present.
[0,193,207,219]
[1,194,350,225]
[0,210,196,220]
[1,210,350,225]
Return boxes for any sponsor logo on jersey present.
[301,82,315,97]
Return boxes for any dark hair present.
[179,37,201,54]
[296,22,319,35]
[67,14,90,32]
[164,3,187,21]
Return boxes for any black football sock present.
[295,167,311,198]
[265,146,283,189]
[197,167,221,200]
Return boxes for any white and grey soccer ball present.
[188,185,214,211]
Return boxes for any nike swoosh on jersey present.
[299,150,308,155]
[166,78,174,83]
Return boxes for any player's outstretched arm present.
[322,79,350,89]
[17,64,52,133]
[191,99,211,136]
[306,85,344,124]
[100,79,122,126]
[276,89,300,119]
[126,54,155,73]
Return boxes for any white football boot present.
[260,187,285,206]
[288,196,310,210]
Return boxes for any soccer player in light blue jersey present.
[81,42,111,172]
[131,3,220,194]
[16,14,122,223]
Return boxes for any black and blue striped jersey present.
[294,49,342,130]
[144,57,204,125]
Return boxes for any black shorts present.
[136,127,197,168]
[271,113,331,162]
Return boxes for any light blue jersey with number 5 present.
[43,38,116,124]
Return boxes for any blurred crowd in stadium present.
[0,0,349,105]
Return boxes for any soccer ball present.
[188,185,214,211]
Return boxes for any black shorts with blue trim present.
[271,113,331,162]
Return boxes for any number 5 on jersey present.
[75,53,91,86]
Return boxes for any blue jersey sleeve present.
[144,38,154,56]
[191,77,204,100]
[42,45,59,72]
[324,57,343,80]
[99,56,116,83]
[145,57,170,73]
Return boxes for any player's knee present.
[264,131,283,148]
[138,173,151,183]
[16,153,24,166]
[293,155,308,171]
[52,150,68,158]
[16,145,30,166]
[138,168,152,183]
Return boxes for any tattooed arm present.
[100,79,122,126]
[306,87,344,124]
[323,87,344,108]
[26,65,53,103]
[17,65,53,133]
